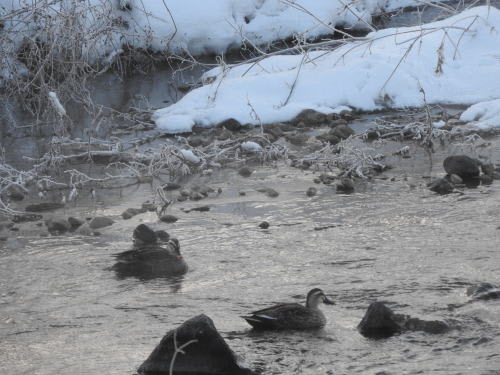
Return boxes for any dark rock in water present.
[291,109,328,127]
[45,218,71,235]
[25,202,64,212]
[89,216,114,229]
[67,217,84,230]
[138,314,253,375]
[480,162,495,177]
[316,132,341,145]
[134,224,158,245]
[336,178,354,193]
[328,119,348,127]
[142,202,157,212]
[447,174,463,185]
[177,194,188,202]
[479,174,493,185]
[285,132,309,146]
[12,214,43,223]
[358,302,449,339]
[428,178,454,195]
[187,205,210,213]
[318,174,336,185]
[306,187,317,197]
[443,155,480,179]
[259,221,270,229]
[238,167,253,177]
[121,207,146,220]
[188,135,213,148]
[160,214,178,223]
[330,124,355,140]
[467,283,500,301]
[163,182,182,191]
[257,187,279,198]
[7,185,26,201]
[216,118,243,132]
[358,302,402,338]
[189,191,204,201]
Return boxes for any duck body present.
[242,288,333,330]
[243,303,326,330]
[111,225,188,278]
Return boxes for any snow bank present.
[460,99,500,129]
[154,6,500,133]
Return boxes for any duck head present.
[168,238,182,259]
[306,288,334,308]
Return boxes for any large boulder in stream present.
[443,155,480,179]
[358,302,449,339]
[467,283,500,301]
[138,314,253,375]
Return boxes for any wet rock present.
[328,119,348,127]
[45,218,71,235]
[186,205,210,213]
[264,124,284,139]
[155,230,170,242]
[138,314,253,375]
[318,174,336,185]
[480,162,495,177]
[259,221,270,229]
[340,109,354,120]
[163,182,182,191]
[291,109,328,127]
[133,224,158,245]
[467,283,500,301]
[67,217,84,230]
[428,178,454,195]
[285,132,309,146]
[142,202,157,212]
[188,135,213,147]
[479,174,493,185]
[159,214,178,223]
[121,207,146,220]
[358,302,402,338]
[25,202,64,212]
[177,195,188,202]
[257,187,279,198]
[443,155,480,179]
[330,124,355,140]
[75,223,98,236]
[180,189,190,197]
[447,174,463,185]
[12,214,43,223]
[336,178,354,193]
[6,185,26,201]
[306,187,317,197]
[89,216,114,229]
[216,118,243,132]
[358,302,449,339]
[316,132,341,145]
[238,167,253,177]
[196,185,215,197]
[239,191,246,196]
[189,191,204,201]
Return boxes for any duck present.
[242,288,334,330]
[111,224,188,278]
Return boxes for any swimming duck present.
[242,288,334,330]
[111,225,188,278]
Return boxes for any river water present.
[1,139,500,374]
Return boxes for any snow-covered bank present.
[0,0,399,83]
[153,6,500,133]
[460,100,500,129]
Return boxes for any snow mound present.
[460,99,500,129]
[154,6,500,133]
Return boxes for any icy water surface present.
[1,143,500,375]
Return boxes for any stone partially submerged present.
[138,314,253,375]
[358,302,449,339]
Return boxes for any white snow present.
[241,141,263,152]
[180,149,201,164]
[0,0,447,84]
[460,99,500,129]
[154,6,500,133]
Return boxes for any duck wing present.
[242,303,310,329]
[113,246,176,263]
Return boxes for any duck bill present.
[324,297,335,305]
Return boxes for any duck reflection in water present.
[110,224,188,281]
